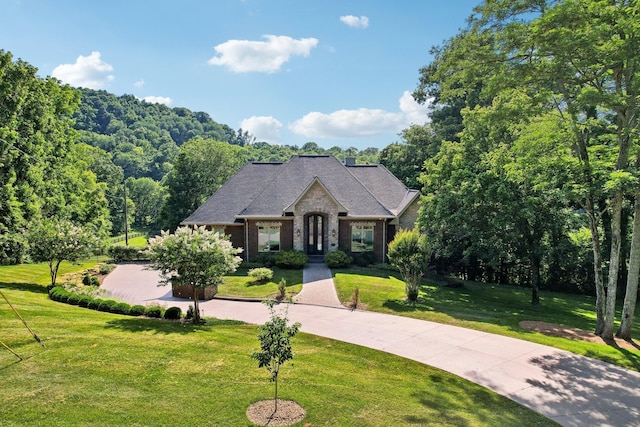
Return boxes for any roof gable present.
[182,155,419,224]
[283,177,347,214]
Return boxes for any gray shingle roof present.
[182,155,418,224]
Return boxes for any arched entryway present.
[306,213,325,255]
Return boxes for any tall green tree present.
[1,50,109,262]
[126,177,166,230]
[418,0,640,339]
[161,137,246,230]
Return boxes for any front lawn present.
[219,267,303,299]
[333,267,640,371]
[0,262,556,426]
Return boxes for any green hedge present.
[47,286,174,321]
[107,245,149,262]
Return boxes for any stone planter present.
[171,283,217,300]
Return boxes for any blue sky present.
[2,0,479,150]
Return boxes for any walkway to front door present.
[293,263,343,308]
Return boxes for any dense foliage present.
[0,51,110,263]
[402,0,640,339]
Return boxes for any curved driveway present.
[102,263,640,427]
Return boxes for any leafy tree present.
[126,177,166,230]
[1,50,109,262]
[252,300,301,412]
[387,229,431,301]
[27,218,101,287]
[416,0,640,339]
[146,226,243,324]
[161,137,246,230]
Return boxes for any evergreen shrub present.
[274,250,308,269]
[145,305,163,318]
[111,302,131,315]
[248,267,274,283]
[163,306,182,320]
[325,250,353,268]
[129,305,146,316]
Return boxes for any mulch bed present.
[246,400,305,426]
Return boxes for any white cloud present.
[398,90,431,125]
[289,92,430,139]
[52,51,114,89]
[134,78,145,88]
[290,108,404,139]
[208,35,319,73]
[339,15,369,29]
[241,116,282,144]
[142,96,172,106]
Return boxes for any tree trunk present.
[530,254,541,306]
[274,375,279,412]
[617,190,640,339]
[587,200,606,335]
[192,285,201,324]
[602,190,624,340]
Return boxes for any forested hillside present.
[70,88,382,234]
[1,50,383,263]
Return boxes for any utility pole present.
[123,178,129,246]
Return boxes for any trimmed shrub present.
[67,294,81,305]
[248,267,274,283]
[325,250,353,268]
[48,286,66,301]
[277,278,287,300]
[353,250,377,267]
[78,296,93,308]
[129,305,146,316]
[99,263,116,275]
[254,253,276,267]
[81,272,99,287]
[145,305,164,318]
[111,302,131,315]
[98,299,118,312]
[163,306,182,320]
[88,299,102,310]
[274,250,308,269]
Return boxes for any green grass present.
[0,263,556,426]
[111,235,148,248]
[333,267,640,371]
[219,268,303,299]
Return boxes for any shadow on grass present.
[0,282,48,294]
[404,372,543,426]
[104,317,244,335]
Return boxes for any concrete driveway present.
[102,263,640,427]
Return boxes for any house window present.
[351,223,374,252]
[258,224,281,252]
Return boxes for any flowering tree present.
[27,218,101,287]
[147,226,243,324]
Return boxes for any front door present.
[307,214,324,255]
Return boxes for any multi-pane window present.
[258,224,281,252]
[351,223,374,252]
